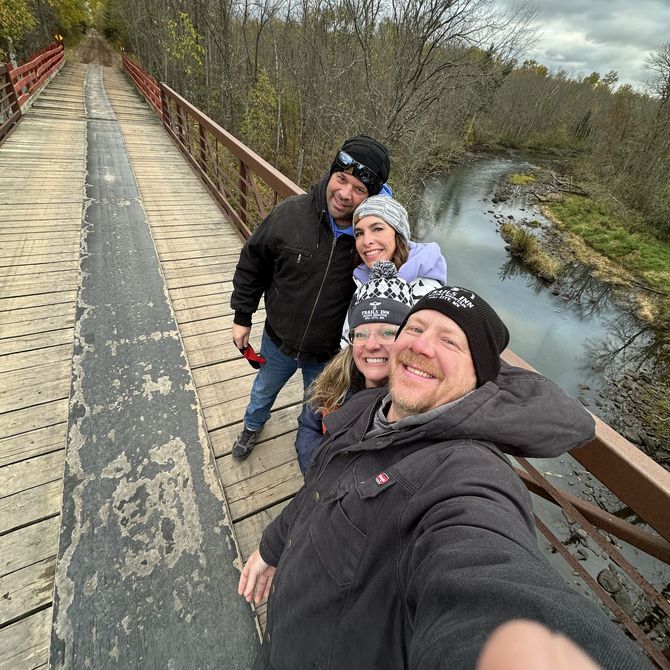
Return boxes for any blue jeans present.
[243,330,325,432]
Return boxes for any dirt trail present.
[73,29,117,67]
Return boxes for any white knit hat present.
[353,195,410,242]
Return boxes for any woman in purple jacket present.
[340,195,446,346]
[352,194,446,298]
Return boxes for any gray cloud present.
[498,0,670,88]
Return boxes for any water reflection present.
[418,157,659,396]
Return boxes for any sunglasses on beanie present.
[334,151,379,191]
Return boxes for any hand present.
[232,324,251,350]
[238,549,276,605]
[477,620,600,670]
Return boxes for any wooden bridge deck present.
[0,61,301,667]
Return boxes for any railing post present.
[199,123,207,175]
[239,161,248,227]
[160,84,170,128]
[177,104,186,149]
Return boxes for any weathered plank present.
[209,406,300,458]
[0,451,64,498]
[0,479,62,534]
[0,400,68,438]
[0,517,59,577]
[0,330,73,356]
[233,500,290,562]
[0,558,55,626]
[0,345,71,375]
[0,608,51,670]
[0,424,66,467]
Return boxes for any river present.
[416,153,669,646]
[416,154,647,397]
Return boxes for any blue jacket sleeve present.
[295,401,325,476]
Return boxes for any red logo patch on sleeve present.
[375,472,390,486]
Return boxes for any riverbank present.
[491,163,670,470]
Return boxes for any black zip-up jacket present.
[230,176,357,363]
[255,366,649,670]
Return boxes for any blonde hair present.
[310,347,365,415]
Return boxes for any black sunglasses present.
[334,151,379,189]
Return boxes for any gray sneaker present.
[232,427,259,460]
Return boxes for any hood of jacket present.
[353,241,447,285]
[323,361,595,459]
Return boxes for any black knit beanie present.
[398,286,510,387]
[330,135,391,195]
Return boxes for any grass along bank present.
[542,194,670,348]
[500,170,670,465]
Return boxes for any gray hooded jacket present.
[256,364,649,670]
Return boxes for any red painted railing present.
[0,42,64,145]
[121,53,301,240]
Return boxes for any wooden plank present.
[0,329,73,356]
[226,460,302,521]
[0,290,76,312]
[0,303,73,326]
[0,345,71,375]
[0,517,59,577]
[233,500,290,562]
[0,375,70,414]
[0,424,66,468]
[218,432,298,488]
[192,359,256,388]
[0,261,78,281]
[209,406,300,458]
[0,608,51,670]
[0,400,68,439]
[0,451,64,498]
[201,377,303,432]
[0,558,55,626]
[0,479,62,534]
[0,313,75,340]
[0,359,70,395]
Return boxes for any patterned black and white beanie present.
[349,261,414,329]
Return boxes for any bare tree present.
[645,42,670,105]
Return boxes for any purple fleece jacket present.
[353,241,447,285]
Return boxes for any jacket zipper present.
[296,229,337,358]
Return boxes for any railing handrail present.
[0,42,64,145]
[502,350,670,544]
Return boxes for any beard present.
[388,350,442,417]
[388,349,476,419]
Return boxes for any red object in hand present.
[237,343,266,369]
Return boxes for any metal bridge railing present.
[121,52,301,241]
[0,43,64,145]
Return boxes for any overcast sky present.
[500,0,670,90]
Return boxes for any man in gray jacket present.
[239,286,650,669]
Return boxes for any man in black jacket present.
[238,286,650,669]
[230,135,391,459]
